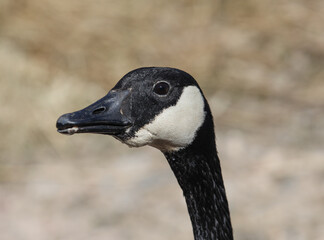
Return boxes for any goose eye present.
[153,82,170,95]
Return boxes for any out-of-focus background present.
[1,0,323,239]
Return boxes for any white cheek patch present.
[125,86,206,152]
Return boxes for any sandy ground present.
[1,1,323,239]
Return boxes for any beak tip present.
[56,113,73,131]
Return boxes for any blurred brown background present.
[0,0,323,239]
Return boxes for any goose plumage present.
[56,67,233,240]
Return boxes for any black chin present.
[57,124,130,135]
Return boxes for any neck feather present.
[164,114,233,240]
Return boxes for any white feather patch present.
[125,86,206,152]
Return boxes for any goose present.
[56,67,233,240]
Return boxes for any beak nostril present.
[92,106,106,115]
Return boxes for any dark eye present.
[153,82,170,95]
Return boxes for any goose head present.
[56,67,233,240]
[56,67,209,153]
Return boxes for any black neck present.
[164,115,233,240]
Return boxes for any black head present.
[56,67,212,152]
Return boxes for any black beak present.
[56,89,132,135]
